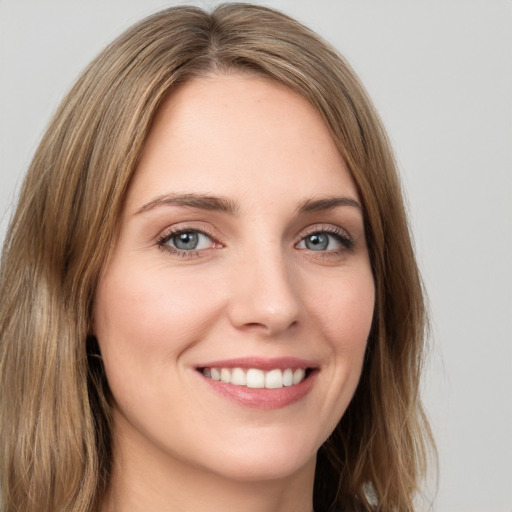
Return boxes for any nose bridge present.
[227,237,301,335]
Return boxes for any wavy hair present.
[0,4,435,511]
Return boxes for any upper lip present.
[195,356,318,371]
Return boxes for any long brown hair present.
[0,4,434,511]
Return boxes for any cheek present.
[93,265,226,381]
[311,269,374,393]
[308,269,375,350]
[293,267,374,441]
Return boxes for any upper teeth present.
[202,367,306,389]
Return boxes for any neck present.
[100,419,316,512]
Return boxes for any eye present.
[157,228,217,256]
[168,231,211,251]
[299,232,332,251]
[296,228,353,253]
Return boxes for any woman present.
[0,4,434,512]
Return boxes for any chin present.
[209,449,317,483]
[184,425,322,483]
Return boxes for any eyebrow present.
[135,193,239,216]
[296,196,362,214]
[135,193,361,217]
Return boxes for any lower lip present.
[199,371,317,410]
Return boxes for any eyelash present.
[298,225,355,255]
[155,224,354,259]
[156,226,220,259]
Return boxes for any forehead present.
[125,74,358,213]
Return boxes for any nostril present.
[238,319,298,331]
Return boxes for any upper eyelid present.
[154,222,353,248]
[158,228,214,243]
[155,227,220,258]
[157,223,220,242]
[295,224,355,253]
[296,223,351,240]
[156,222,351,238]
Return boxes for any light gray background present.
[1,1,511,511]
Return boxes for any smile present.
[196,357,318,409]
[201,367,307,389]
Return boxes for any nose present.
[227,247,302,336]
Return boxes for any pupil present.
[306,233,328,251]
[175,232,198,250]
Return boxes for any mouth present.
[199,366,311,389]
[195,357,318,409]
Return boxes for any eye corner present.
[155,224,222,259]
[295,224,355,256]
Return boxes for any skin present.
[94,74,375,512]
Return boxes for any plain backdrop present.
[1,1,511,511]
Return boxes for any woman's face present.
[93,75,375,483]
